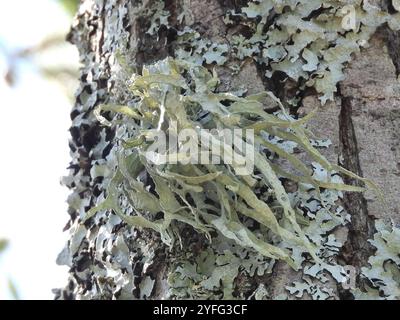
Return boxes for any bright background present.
[0,0,79,299]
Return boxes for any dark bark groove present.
[338,96,376,295]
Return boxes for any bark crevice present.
[383,27,400,76]
[338,95,376,297]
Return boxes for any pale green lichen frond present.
[86,58,377,270]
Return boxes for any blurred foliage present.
[0,240,20,299]
[8,279,20,300]
[2,33,79,101]
[0,239,8,253]
[58,0,80,16]
[0,0,79,300]
[1,1,80,99]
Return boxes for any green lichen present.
[85,58,378,298]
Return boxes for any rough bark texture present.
[55,0,400,300]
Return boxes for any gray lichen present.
[352,219,400,299]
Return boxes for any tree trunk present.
[55,0,400,300]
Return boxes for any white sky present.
[0,0,78,299]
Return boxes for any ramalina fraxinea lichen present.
[87,57,377,273]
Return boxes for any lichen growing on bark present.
[76,57,380,299]
[87,56,372,264]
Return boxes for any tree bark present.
[55,0,400,300]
